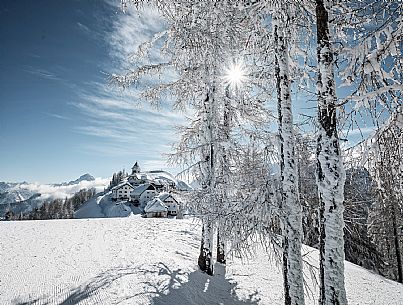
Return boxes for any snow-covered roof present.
[128,172,152,181]
[144,198,168,213]
[145,170,192,191]
[152,179,164,186]
[158,192,176,203]
[111,182,134,191]
[131,183,155,196]
[128,173,142,179]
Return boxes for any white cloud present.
[72,79,186,161]
[23,66,61,81]
[44,112,71,120]
[13,178,110,201]
[72,2,186,169]
[106,3,167,68]
[76,22,91,34]
[78,143,136,157]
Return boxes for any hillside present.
[1,217,402,305]
[0,175,109,216]
[145,170,192,191]
[74,191,142,218]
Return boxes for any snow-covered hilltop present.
[75,162,189,219]
[0,162,191,220]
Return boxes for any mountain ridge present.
[0,174,109,216]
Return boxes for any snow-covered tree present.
[111,1,402,299]
[343,167,380,271]
[116,0,264,275]
[108,170,128,190]
[367,108,403,283]
[272,9,305,305]
[296,134,319,248]
[333,0,402,284]
[315,1,347,304]
[335,0,402,115]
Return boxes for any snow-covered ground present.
[1,217,402,305]
[74,191,140,219]
[145,171,192,191]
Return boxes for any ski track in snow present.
[1,217,402,305]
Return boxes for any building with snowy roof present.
[144,198,168,218]
[158,192,179,216]
[130,183,157,207]
[111,182,134,201]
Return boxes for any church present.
[127,162,150,186]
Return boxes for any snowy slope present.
[146,170,193,191]
[1,217,402,305]
[0,193,43,216]
[74,191,142,219]
[0,182,36,205]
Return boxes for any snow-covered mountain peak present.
[53,173,96,186]
[67,173,95,185]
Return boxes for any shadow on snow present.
[13,263,260,305]
[146,262,260,305]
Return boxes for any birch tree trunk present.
[217,226,226,264]
[198,86,216,275]
[315,1,347,304]
[273,14,305,305]
[216,86,231,265]
[198,217,214,275]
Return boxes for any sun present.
[224,61,247,89]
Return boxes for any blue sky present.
[0,1,378,184]
[0,0,183,183]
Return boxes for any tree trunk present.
[315,1,347,304]
[198,87,216,276]
[392,204,403,283]
[217,225,226,264]
[215,86,231,265]
[273,14,305,305]
[198,218,214,275]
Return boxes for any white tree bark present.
[198,216,214,275]
[273,13,305,305]
[315,1,347,304]
[197,85,217,275]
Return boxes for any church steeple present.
[132,161,141,174]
